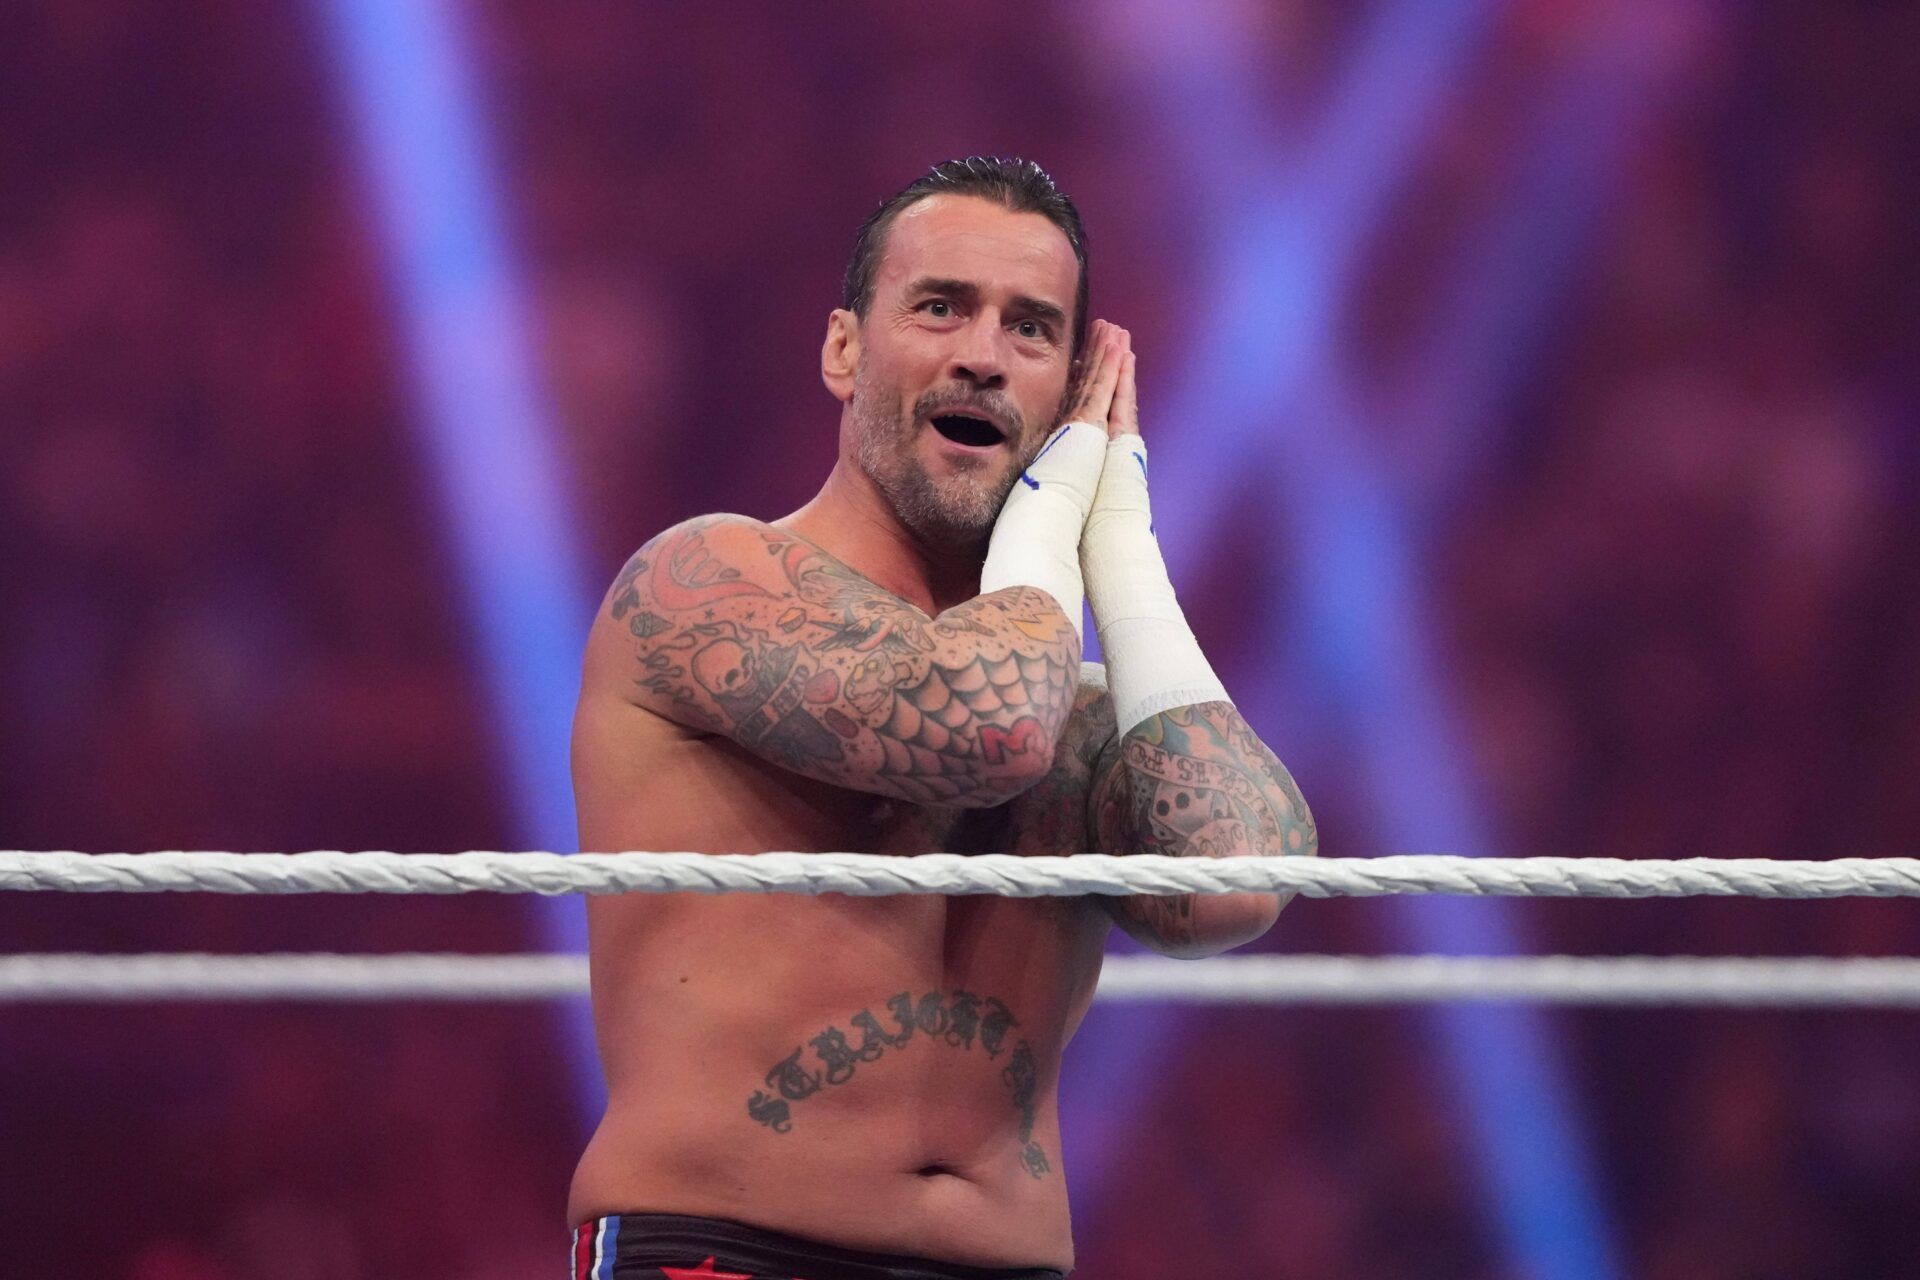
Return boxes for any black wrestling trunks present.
[570,1213,1067,1280]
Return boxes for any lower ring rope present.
[6,851,1920,898]
[4,953,1917,1006]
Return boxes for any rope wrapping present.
[5,953,1918,1006]
[5,851,1920,898]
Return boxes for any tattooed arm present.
[1063,332,1314,954]
[1088,701,1317,958]
[593,514,1079,807]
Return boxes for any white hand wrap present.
[1082,436,1231,734]
[980,421,1107,642]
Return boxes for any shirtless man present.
[567,157,1316,1280]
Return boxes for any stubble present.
[850,366,1032,553]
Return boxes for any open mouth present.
[929,412,1007,448]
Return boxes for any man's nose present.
[948,317,1007,390]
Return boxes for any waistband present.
[571,1212,1068,1280]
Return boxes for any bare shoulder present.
[599,512,788,627]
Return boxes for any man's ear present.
[821,309,859,404]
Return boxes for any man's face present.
[837,194,1079,549]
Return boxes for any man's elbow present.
[945,707,1069,808]
[947,741,1058,809]
[1110,889,1292,959]
[1174,890,1289,958]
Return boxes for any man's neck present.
[777,459,984,616]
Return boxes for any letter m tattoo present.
[978,714,1046,765]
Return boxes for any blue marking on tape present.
[1133,451,1155,533]
[1019,427,1069,489]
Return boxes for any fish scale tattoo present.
[609,516,1079,806]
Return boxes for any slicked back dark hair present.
[842,156,1090,362]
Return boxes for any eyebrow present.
[905,276,1069,331]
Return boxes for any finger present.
[1078,320,1110,378]
[1084,331,1123,423]
[1067,326,1108,412]
[1112,350,1140,438]
[1113,330,1134,430]
[1069,329,1120,424]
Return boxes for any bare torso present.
[568,646,1115,1271]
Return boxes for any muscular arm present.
[1089,701,1317,958]
[591,514,1079,807]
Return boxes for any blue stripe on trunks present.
[596,1215,620,1280]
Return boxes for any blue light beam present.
[318,0,603,1120]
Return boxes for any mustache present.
[914,389,1024,437]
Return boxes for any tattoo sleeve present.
[599,515,1080,806]
[1089,701,1317,957]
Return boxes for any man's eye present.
[1016,320,1044,339]
[925,300,953,318]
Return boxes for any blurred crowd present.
[3,1,1916,1277]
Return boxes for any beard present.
[850,365,1038,553]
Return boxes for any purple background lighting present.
[4,3,1919,1278]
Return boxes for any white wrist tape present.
[1081,436,1231,734]
[980,421,1106,642]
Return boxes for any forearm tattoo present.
[1091,701,1317,949]
[746,988,1051,1179]
[606,517,1078,805]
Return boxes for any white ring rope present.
[6,851,1920,898]
[11,854,1912,1006]
[4,953,1918,1006]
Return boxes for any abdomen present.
[571,887,1104,1269]
[569,712,1107,1268]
